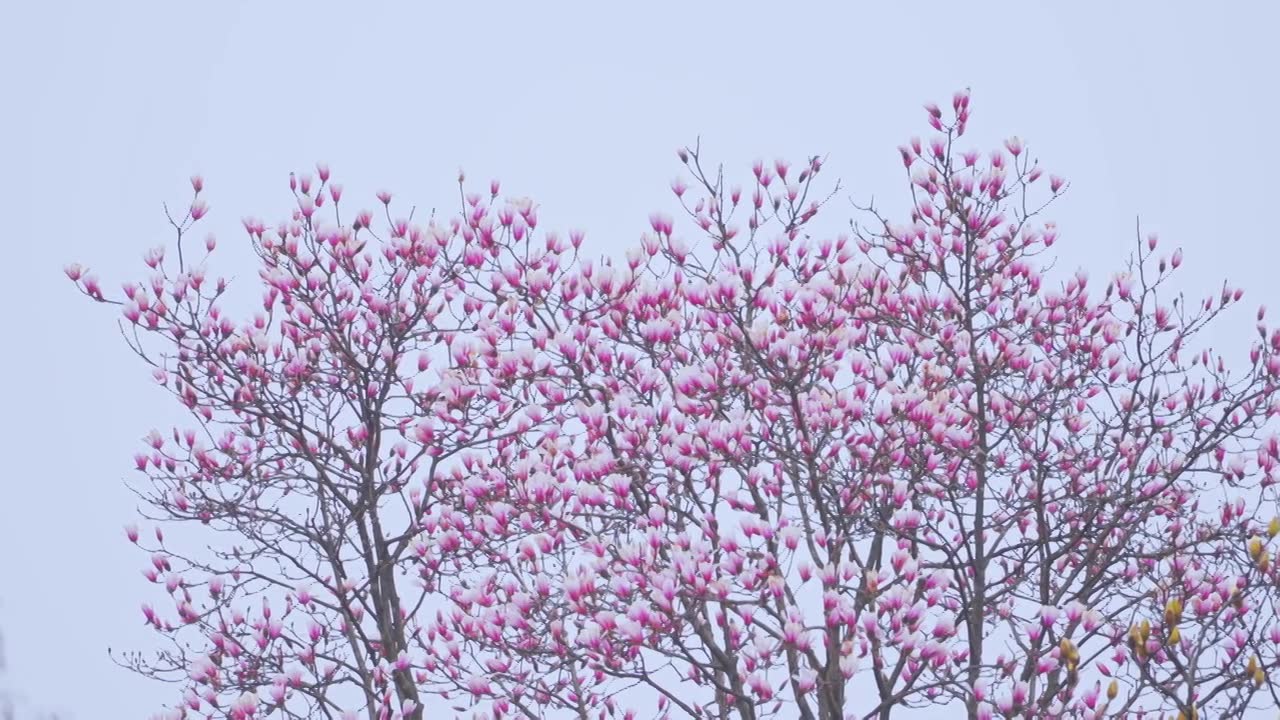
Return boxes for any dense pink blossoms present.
[73,93,1280,719]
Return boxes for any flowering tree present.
[73,93,1280,719]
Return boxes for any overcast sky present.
[2,1,1279,717]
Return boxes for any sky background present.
[2,1,1279,717]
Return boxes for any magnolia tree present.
[72,93,1280,719]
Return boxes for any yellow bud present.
[1060,638,1078,662]
[1107,679,1119,700]
[1270,517,1280,538]
[1255,667,1266,686]
[1250,536,1265,559]
[1262,553,1272,573]
[1140,619,1151,642]
[1128,627,1143,658]
[1247,655,1259,676]
[1168,626,1181,645]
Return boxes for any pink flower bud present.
[1039,605,1060,627]
[190,175,204,192]
[467,675,492,695]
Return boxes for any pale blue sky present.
[2,1,1278,717]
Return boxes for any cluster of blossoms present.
[71,93,1280,719]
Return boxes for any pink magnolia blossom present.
[74,93,1280,720]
